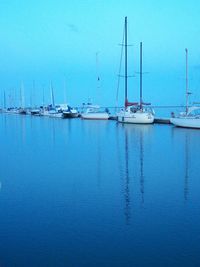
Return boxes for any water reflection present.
[20,116,26,144]
[116,123,130,224]
[139,130,144,204]
[172,127,192,201]
[118,124,153,224]
[184,133,189,201]
[2,114,27,144]
[124,128,131,224]
[172,127,200,201]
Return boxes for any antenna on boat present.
[117,17,136,110]
[42,85,45,108]
[20,81,25,108]
[185,48,189,114]
[4,90,6,109]
[115,23,125,110]
[50,81,55,107]
[30,80,36,108]
[64,78,67,104]
[140,42,143,110]
[125,16,128,108]
[96,52,100,104]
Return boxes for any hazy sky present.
[0,0,200,107]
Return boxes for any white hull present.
[48,113,63,118]
[81,112,109,120]
[170,117,200,129]
[117,111,154,124]
[40,110,50,116]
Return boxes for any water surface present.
[0,114,200,267]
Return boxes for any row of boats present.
[115,17,200,129]
[2,99,200,130]
[1,17,200,129]
[2,103,110,119]
[116,17,200,129]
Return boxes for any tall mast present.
[140,42,143,109]
[20,81,25,108]
[32,80,35,107]
[125,16,128,108]
[185,48,188,114]
[96,52,100,104]
[42,86,45,107]
[4,91,6,109]
[64,79,67,104]
[50,81,55,107]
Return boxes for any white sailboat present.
[81,103,109,120]
[62,106,79,118]
[30,81,40,115]
[46,82,63,118]
[62,81,79,118]
[171,106,200,128]
[170,48,200,128]
[18,82,27,115]
[117,17,154,124]
[48,109,63,118]
[81,53,109,120]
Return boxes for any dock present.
[109,116,117,120]
[154,117,171,124]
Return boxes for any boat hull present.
[117,112,154,124]
[18,110,27,115]
[31,110,40,116]
[81,112,109,120]
[170,117,200,129]
[48,113,63,118]
[62,112,79,119]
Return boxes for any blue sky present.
[0,0,200,107]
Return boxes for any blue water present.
[0,114,200,267]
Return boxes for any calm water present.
[0,114,200,267]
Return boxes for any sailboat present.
[117,17,154,124]
[18,82,27,115]
[46,82,63,118]
[170,48,200,128]
[81,103,109,120]
[62,81,79,118]
[30,81,40,115]
[81,53,109,120]
[62,106,79,118]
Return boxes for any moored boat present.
[170,48,200,129]
[81,104,109,120]
[18,108,27,115]
[117,17,154,124]
[171,106,200,128]
[30,109,40,116]
[117,105,154,124]
[62,106,79,118]
[48,108,63,118]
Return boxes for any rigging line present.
[115,24,125,110]
[96,52,100,104]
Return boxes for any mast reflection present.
[118,124,152,224]
[139,130,144,204]
[124,128,131,224]
[172,127,191,201]
[184,133,189,201]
